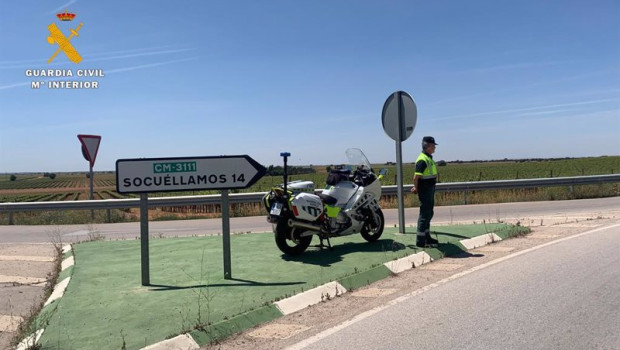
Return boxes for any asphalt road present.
[1,197,618,243]
[286,222,620,350]
[1,197,618,349]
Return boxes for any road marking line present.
[0,275,47,285]
[285,223,620,350]
[0,255,54,262]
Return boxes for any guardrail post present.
[106,209,111,223]
[8,212,14,225]
[463,190,468,205]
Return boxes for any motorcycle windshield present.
[345,148,372,172]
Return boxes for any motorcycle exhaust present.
[288,219,322,233]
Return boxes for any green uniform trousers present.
[416,183,435,234]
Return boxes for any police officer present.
[411,136,439,247]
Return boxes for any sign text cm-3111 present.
[115,155,266,194]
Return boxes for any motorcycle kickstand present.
[318,236,334,251]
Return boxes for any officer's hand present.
[411,187,417,194]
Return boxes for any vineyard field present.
[1,157,618,201]
[1,156,618,225]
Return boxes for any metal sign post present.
[78,134,101,219]
[382,91,417,234]
[116,155,266,284]
[221,190,232,279]
[77,134,101,200]
[140,193,150,286]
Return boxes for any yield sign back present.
[78,134,101,167]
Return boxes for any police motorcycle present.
[263,148,387,255]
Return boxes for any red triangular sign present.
[77,134,101,167]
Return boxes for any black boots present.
[426,231,439,246]
[417,231,438,247]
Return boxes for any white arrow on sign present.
[77,134,101,167]
[115,155,267,194]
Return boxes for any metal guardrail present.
[1,174,618,223]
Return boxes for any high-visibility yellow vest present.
[414,152,438,179]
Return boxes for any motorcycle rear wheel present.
[361,208,384,242]
[274,221,313,255]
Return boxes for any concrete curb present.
[15,244,73,350]
[30,232,504,349]
[384,251,433,274]
[139,334,200,350]
[148,231,503,348]
[275,281,348,315]
[15,329,44,350]
[460,233,502,250]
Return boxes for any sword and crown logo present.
[47,9,83,64]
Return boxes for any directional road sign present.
[116,155,266,194]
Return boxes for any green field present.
[1,156,619,225]
[2,156,618,196]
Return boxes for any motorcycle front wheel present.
[274,220,313,255]
[361,207,384,242]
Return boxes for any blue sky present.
[1,0,618,172]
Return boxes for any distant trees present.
[43,172,57,179]
[266,165,316,176]
[10,174,16,181]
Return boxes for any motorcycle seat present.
[318,193,338,205]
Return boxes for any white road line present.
[285,223,620,350]
[0,255,54,262]
[0,275,47,285]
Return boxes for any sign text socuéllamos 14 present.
[115,156,266,194]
